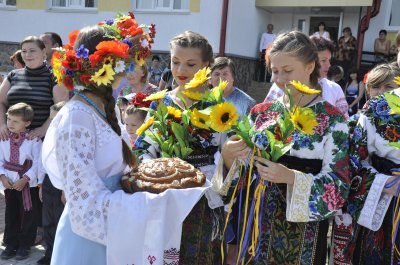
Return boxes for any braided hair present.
[74,25,136,168]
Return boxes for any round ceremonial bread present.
[121,157,206,194]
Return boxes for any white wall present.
[0,2,222,54]
[224,0,270,58]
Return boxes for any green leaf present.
[171,122,186,147]
[384,92,400,115]
[181,147,193,159]
[386,142,400,149]
[182,110,191,125]
[199,107,212,115]
[173,144,182,158]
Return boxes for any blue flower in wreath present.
[352,127,363,142]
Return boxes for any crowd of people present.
[0,12,399,265]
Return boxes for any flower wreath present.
[51,11,156,91]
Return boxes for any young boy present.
[124,105,147,149]
[0,103,42,260]
[37,101,66,265]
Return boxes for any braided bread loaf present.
[121,157,206,194]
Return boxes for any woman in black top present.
[0,36,68,140]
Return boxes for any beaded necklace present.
[75,91,107,119]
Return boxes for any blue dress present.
[50,176,121,265]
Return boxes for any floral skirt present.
[179,196,224,265]
[249,185,328,265]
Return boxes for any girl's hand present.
[254,156,295,185]
[222,135,251,169]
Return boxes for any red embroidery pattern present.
[163,248,179,265]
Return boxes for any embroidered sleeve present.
[290,121,350,222]
[348,113,393,230]
[286,170,313,222]
[25,140,42,184]
[55,124,111,245]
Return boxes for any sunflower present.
[182,90,203,101]
[144,89,167,101]
[167,106,182,118]
[90,64,115,86]
[135,56,145,68]
[394,76,400,86]
[190,109,210,130]
[290,107,318,135]
[290,80,321,95]
[209,102,239,132]
[185,67,211,89]
[136,116,155,136]
[102,56,114,66]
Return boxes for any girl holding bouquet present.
[221,31,351,264]
[135,31,249,264]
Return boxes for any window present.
[385,0,400,29]
[0,0,16,6]
[135,0,188,11]
[51,0,97,8]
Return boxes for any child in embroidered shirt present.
[124,105,146,149]
[0,102,42,261]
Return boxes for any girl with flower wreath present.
[42,14,212,265]
[221,31,351,265]
[135,31,249,264]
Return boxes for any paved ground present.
[0,192,45,265]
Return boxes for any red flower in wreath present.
[63,75,74,91]
[131,92,151,108]
[62,50,82,71]
[94,40,129,59]
[117,17,143,37]
[79,74,92,85]
[64,30,80,50]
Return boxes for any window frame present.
[0,0,17,10]
[133,0,190,14]
[47,0,98,13]
[384,0,400,30]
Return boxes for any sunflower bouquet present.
[223,80,321,264]
[135,67,240,160]
[234,80,319,162]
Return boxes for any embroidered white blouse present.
[42,100,207,264]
